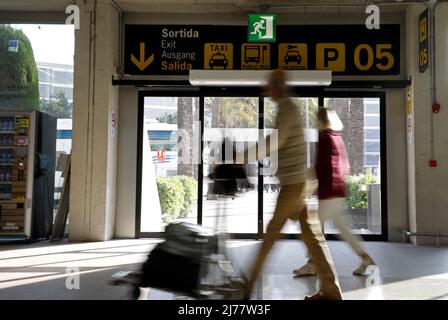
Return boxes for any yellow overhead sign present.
[131,42,154,71]
[278,43,308,70]
[204,43,233,70]
[419,16,427,42]
[241,43,270,70]
[316,43,346,72]
[419,9,429,73]
[125,25,400,76]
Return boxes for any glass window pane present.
[364,98,380,114]
[324,97,382,235]
[365,141,380,152]
[365,129,380,140]
[365,154,380,166]
[202,97,259,233]
[263,97,318,235]
[140,97,199,233]
[364,116,379,127]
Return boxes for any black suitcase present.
[140,244,201,295]
[139,222,219,295]
[161,222,219,260]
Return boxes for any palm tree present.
[177,97,194,177]
[326,98,364,175]
[348,98,365,175]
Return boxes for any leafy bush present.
[156,177,184,223]
[0,25,39,110]
[345,172,377,209]
[157,176,197,223]
[178,176,198,215]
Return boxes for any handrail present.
[400,230,448,246]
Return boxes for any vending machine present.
[0,111,56,241]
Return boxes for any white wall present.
[406,3,448,246]
[434,3,448,246]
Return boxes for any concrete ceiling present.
[0,0,70,12]
[116,0,427,13]
[0,0,440,13]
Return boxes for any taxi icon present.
[209,52,229,69]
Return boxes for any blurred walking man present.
[243,70,343,300]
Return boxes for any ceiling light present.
[189,70,332,86]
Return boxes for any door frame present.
[135,88,387,241]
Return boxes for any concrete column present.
[70,0,120,241]
[115,87,137,238]
[406,3,448,245]
[386,89,408,242]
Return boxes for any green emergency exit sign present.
[248,14,276,42]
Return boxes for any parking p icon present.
[316,43,346,72]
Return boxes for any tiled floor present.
[0,239,447,300]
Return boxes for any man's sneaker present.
[293,262,317,277]
[304,292,343,300]
[353,258,376,275]
[109,271,142,286]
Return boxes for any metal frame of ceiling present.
[115,0,442,13]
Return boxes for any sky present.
[11,24,75,65]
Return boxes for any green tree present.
[219,97,258,128]
[264,98,318,129]
[40,91,72,118]
[156,112,177,124]
[0,25,39,111]
[295,98,318,127]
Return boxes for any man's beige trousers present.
[246,182,342,298]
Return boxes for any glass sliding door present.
[202,97,259,233]
[140,96,199,233]
[324,97,382,235]
[137,92,386,240]
[262,97,319,234]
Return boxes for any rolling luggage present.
[111,140,248,299]
[138,219,246,298]
[140,243,202,295]
[139,222,219,295]
[161,221,219,260]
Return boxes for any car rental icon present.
[284,45,302,65]
[209,52,228,69]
